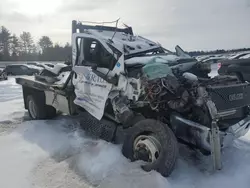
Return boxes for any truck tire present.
[27,95,57,120]
[27,95,47,119]
[2,72,8,80]
[46,105,57,119]
[122,119,178,177]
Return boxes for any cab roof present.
[72,20,163,59]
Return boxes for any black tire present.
[122,119,178,177]
[26,95,57,120]
[27,95,47,120]
[46,105,57,119]
[234,72,244,82]
[2,72,8,80]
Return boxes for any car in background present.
[0,67,8,80]
[43,63,55,68]
[27,62,45,68]
[5,64,42,76]
[229,52,250,60]
[217,58,250,82]
[202,56,226,64]
[239,53,250,59]
[27,62,55,68]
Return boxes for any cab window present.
[77,37,119,70]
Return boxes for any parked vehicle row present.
[0,62,57,78]
[4,64,42,76]
[27,62,55,68]
[197,51,250,64]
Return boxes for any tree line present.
[0,26,71,61]
[188,48,250,57]
[1,25,249,61]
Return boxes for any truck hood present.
[125,54,197,66]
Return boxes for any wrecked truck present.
[15,20,250,177]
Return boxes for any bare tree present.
[20,31,34,54]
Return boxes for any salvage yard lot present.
[1,76,250,188]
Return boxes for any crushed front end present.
[128,60,250,169]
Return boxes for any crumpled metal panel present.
[142,58,174,80]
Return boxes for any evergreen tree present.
[10,34,20,60]
[0,26,11,60]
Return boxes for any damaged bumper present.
[223,116,250,145]
[170,114,250,152]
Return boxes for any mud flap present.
[210,120,222,171]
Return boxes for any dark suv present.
[5,64,41,76]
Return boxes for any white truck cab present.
[70,21,164,120]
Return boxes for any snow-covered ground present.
[1,75,250,188]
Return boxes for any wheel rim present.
[28,99,37,119]
[133,134,161,163]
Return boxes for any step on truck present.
[16,20,250,177]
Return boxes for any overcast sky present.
[0,0,249,51]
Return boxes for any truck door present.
[72,34,124,120]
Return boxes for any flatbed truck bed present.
[16,76,76,116]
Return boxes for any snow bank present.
[0,77,27,132]
[0,131,47,188]
[2,116,250,188]
[12,119,169,188]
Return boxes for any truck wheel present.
[2,73,8,80]
[27,95,57,119]
[27,95,47,120]
[122,119,178,177]
[46,105,57,119]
